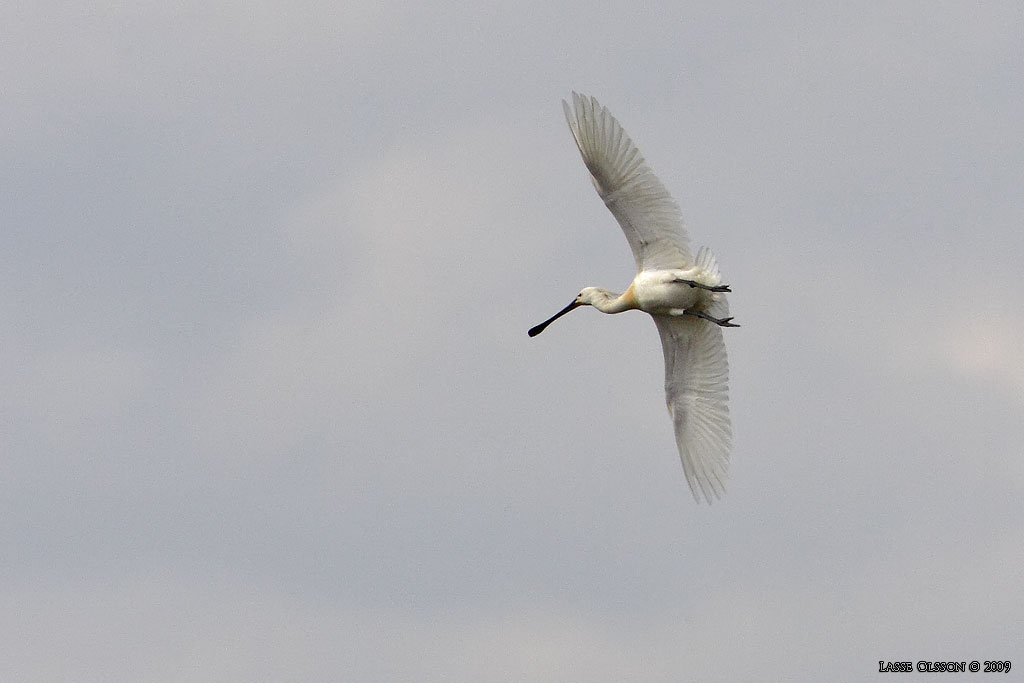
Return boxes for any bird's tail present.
[696,246,730,319]
[695,245,721,281]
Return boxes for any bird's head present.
[575,287,607,306]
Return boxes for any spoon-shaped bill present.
[528,300,581,337]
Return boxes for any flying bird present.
[529,93,738,504]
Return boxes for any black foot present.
[672,278,732,293]
[684,310,741,327]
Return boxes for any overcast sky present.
[3,2,1022,680]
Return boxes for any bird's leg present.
[671,278,731,293]
[683,309,741,327]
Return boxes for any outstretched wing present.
[563,92,693,272]
[653,315,731,504]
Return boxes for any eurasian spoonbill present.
[529,93,738,504]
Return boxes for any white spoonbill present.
[529,93,738,504]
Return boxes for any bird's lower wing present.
[653,315,732,503]
[563,92,693,272]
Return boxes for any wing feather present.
[653,315,732,504]
[563,92,693,272]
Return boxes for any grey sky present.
[3,1,1022,680]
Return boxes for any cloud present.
[938,315,1024,396]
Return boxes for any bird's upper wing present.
[563,92,693,272]
[653,315,731,504]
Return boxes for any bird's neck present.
[592,283,638,314]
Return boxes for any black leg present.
[671,278,731,293]
[684,310,740,327]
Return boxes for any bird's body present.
[529,93,737,504]
[633,265,722,315]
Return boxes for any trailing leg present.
[671,278,731,293]
[683,309,740,327]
